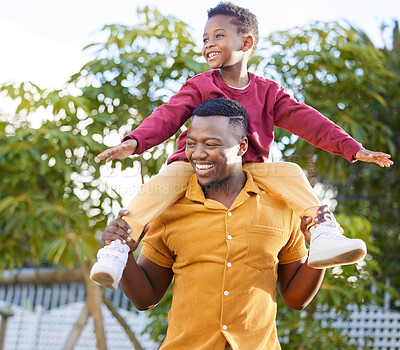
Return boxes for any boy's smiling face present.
[202,15,249,70]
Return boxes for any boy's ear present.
[242,35,254,52]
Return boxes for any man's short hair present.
[207,1,259,54]
[192,98,248,139]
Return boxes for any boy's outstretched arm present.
[97,138,138,163]
[355,148,393,167]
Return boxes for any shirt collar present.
[185,170,261,204]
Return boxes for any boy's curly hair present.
[207,2,259,54]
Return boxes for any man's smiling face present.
[185,115,244,190]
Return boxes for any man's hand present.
[301,205,336,244]
[98,138,138,163]
[102,209,150,252]
[355,148,393,167]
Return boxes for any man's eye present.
[216,34,223,38]
[206,143,217,147]
[186,142,194,146]
[203,38,209,44]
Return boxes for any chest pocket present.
[245,225,284,270]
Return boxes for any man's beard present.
[198,179,218,192]
[198,177,229,193]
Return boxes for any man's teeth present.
[196,164,214,170]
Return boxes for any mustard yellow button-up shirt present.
[141,171,308,350]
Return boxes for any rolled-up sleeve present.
[141,217,175,268]
[278,212,308,264]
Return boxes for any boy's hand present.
[98,138,138,163]
[355,148,393,167]
[102,209,150,253]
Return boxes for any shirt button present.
[224,291,229,296]
[227,262,232,267]
[222,325,228,330]
[227,212,232,216]
[227,235,232,240]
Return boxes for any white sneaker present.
[90,240,130,289]
[308,213,367,269]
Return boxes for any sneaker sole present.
[308,248,367,269]
[90,271,117,290]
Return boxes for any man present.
[102,98,326,349]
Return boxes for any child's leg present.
[125,162,194,241]
[243,162,321,223]
[243,162,367,268]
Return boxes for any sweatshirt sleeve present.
[122,80,203,154]
[273,85,363,162]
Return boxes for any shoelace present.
[109,240,130,252]
[314,231,346,240]
[97,251,128,268]
[97,241,129,268]
[320,212,336,224]
[312,213,343,240]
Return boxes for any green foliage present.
[277,304,362,350]
[333,21,400,297]
[0,113,107,269]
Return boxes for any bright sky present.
[0,0,399,89]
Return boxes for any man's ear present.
[237,137,248,156]
[242,35,254,53]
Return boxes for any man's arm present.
[277,255,324,310]
[120,253,173,311]
[276,208,328,310]
[101,210,173,310]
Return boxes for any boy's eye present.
[216,34,223,38]
[203,38,209,44]
[206,143,217,147]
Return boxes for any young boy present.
[90,2,392,289]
